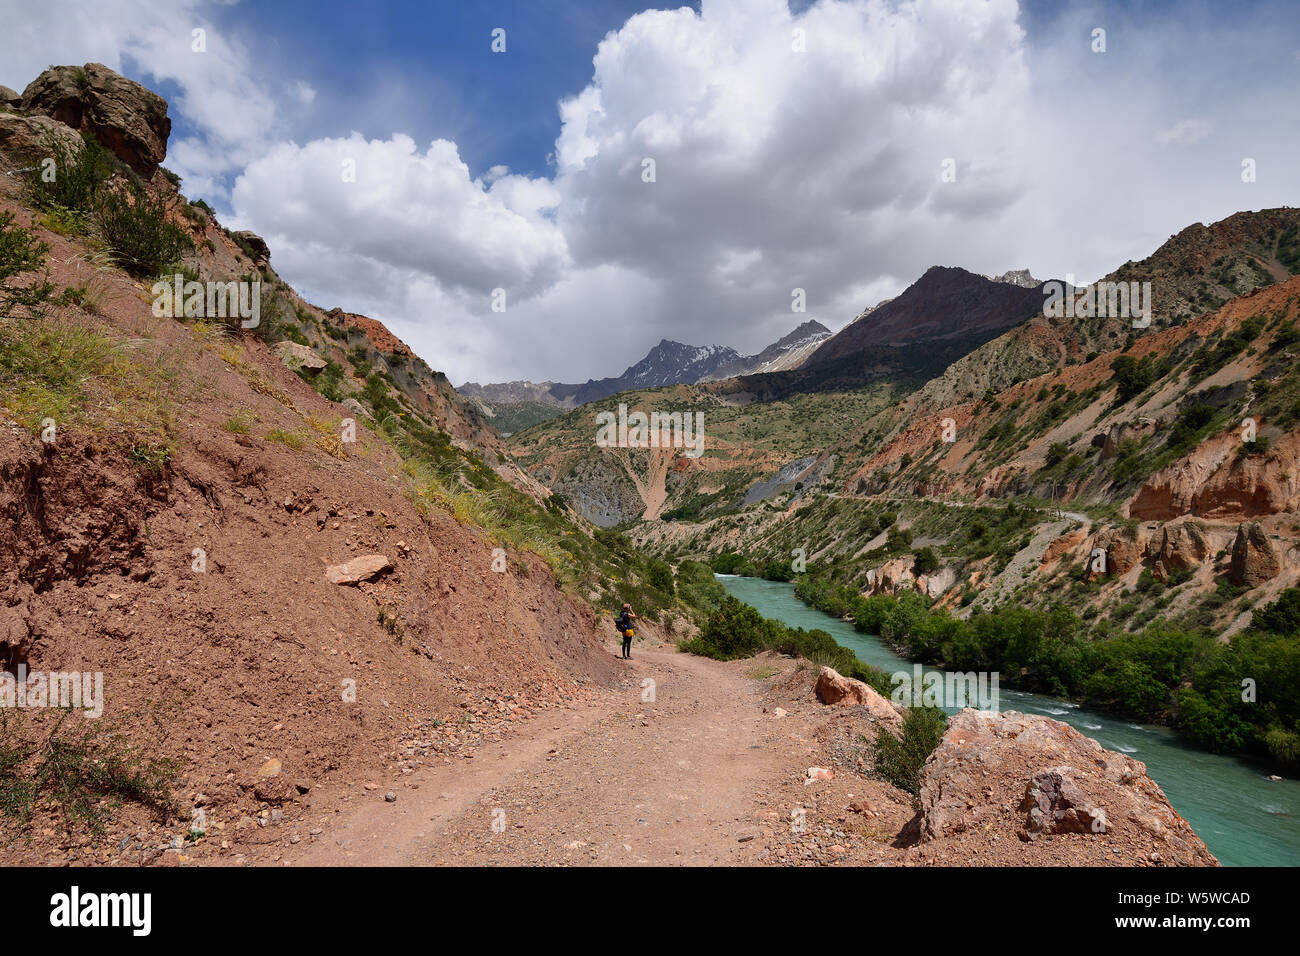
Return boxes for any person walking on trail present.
[615,603,637,659]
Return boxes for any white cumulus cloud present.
[6,0,1300,386]
[232,133,568,302]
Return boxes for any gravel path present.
[283,646,788,866]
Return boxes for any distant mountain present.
[699,320,831,380]
[455,341,741,431]
[460,271,1051,422]
[454,381,569,436]
[908,207,1300,410]
[803,266,1047,366]
[986,268,1041,288]
[827,270,1035,345]
[458,380,566,405]
[558,339,740,406]
[458,326,828,417]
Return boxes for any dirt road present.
[283,645,793,865]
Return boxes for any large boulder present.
[917,710,1217,865]
[20,63,170,175]
[341,398,371,422]
[1229,521,1280,588]
[814,666,903,732]
[0,112,84,165]
[918,564,957,598]
[0,85,21,108]
[232,230,270,266]
[273,341,326,373]
[1040,527,1087,569]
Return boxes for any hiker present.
[615,603,637,659]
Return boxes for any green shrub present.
[885,525,913,553]
[674,560,725,614]
[1264,728,1300,764]
[94,182,194,278]
[1110,437,1146,484]
[1192,317,1265,379]
[1269,323,1300,351]
[305,360,348,403]
[0,210,54,318]
[760,558,796,581]
[872,705,947,801]
[709,552,749,575]
[128,441,173,472]
[1168,402,1216,454]
[913,547,939,575]
[680,595,890,693]
[27,134,118,214]
[646,559,675,594]
[0,710,178,834]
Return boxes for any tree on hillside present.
[1109,354,1158,404]
[1254,588,1300,636]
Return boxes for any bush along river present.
[717,574,1300,867]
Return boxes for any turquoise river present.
[718,574,1299,867]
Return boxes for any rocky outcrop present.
[862,555,957,598]
[324,554,392,585]
[1229,521,1280,588]
[0,85,21,108]
[1093,527,1145,576]
[20,63,170,175]
[917,565,957,598]
[988,268,1040,288]
[814,666,903,732]
[0,112,84,165]
[232,230,271,266]
[1020,767,1106,839]
[864,556,915,595]
[552,457,645,528]
[273,341,327,373]
[1130,433,1300,520]
[341,398,371,421]
[1100,418,1155,460]
[1040,527,1088,568]
[1148,522,1210,578]
[917,710,1217,865]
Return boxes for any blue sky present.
[2,0,1298,385]
[138,0,1296,205]
[158,0,682,184]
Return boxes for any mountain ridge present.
[458,319,835,432]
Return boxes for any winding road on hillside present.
[852,493,1090,525]
[282,647,792,866]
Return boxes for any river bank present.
[718,574,1300,867]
